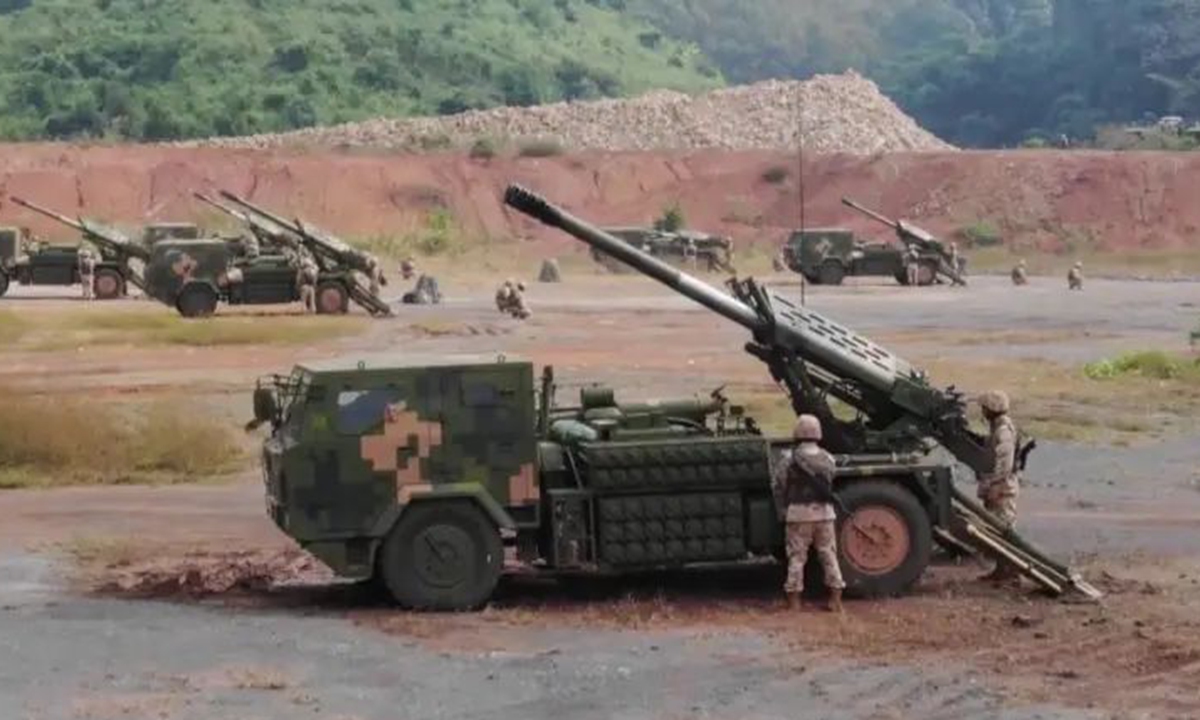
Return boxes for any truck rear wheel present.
[835,480,932,597]
[176,284,218,318]
[818,261,845,286]
[315,282,349,315]
[92,269,124,300]
[0,271,8,298]
[916,262,938,286]
[378,501,502,611]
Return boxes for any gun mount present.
[9,196,149,291]
[217,191,392,317]
[841,198,966,286]
[503,184,1100,601]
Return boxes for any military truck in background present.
[594,227,735,273]
[0,224,133,299]
[783,199,966,286]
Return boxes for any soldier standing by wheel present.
[772,414,846,613]
[78,247,96,301]
[904,245,920,286]
[1067,261,1084,290]
[366,256,385,298]
[977,390,1021,584]
[297,255,318,314]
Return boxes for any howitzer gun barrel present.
[504,185,760,330]
[10,196,86,232]
[194,192,248,222]
[218,191,305,236]
[504,185,903,394]
[841,197,898,229]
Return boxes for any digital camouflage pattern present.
[263,359,537,577]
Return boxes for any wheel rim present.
[841,505,911,575]
[95,274,119,298]
[412,524,475,589]
[318,288,344,313]
[918,265,936,285]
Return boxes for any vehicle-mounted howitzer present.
[216,191,392,317]
[503,183,1100,601]
[841,197,966,286]
[9,196,149,291]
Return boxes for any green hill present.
[0,0,721,141]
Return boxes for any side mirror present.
[252,386,279,427]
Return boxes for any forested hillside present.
[630,0,1200,147]
[0,0,719,141]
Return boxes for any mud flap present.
[939,487,1103,602]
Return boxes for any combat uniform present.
[367,258,384,297]
[772,415,845,612]
[297,258,318,314]
[979,390,1020,582]
[1067,263,1083,290]
[78,249,96,301]
[904,247,921,286]
[1011,261,1028,286]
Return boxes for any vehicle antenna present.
[797,81,807,306]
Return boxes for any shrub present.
[517,138,564,157]
[1083,351,1200,381]
[653,202,685,232]
[761,165,789,184]
[958,220,1003,247]
[468,137,499,159]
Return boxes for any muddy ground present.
[1,272,1199,720]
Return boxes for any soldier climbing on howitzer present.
[1068,261,1084,290]
[773,414,846,613]
[1011,259,1029,286]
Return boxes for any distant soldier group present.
[495,279,530,319]
[1010,259,1084,289]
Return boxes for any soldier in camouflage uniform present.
[1067,261,1083,290]
[297,255,318,314]
[78,247,96,301]
[904,245,920,286]
[978,390,1021,583]
[366,256,385,298]
[1011,259,1028,286]
[772,414,845,613]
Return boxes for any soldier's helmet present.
[504,277,515,287]
[978,390,1010,415]
[1017,259,1027,267]
[792,414,822,442]
[1073,261,1083,269]
[400,259,415,273]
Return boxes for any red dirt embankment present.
[0,145,1196,253]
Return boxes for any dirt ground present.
[2,271,1199,719]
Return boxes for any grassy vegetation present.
[964,246,1200,279]
[516,138,566,158]
[4,311,366,351]
[1084,351,1200,381]
[0,387,243,489]
[0,0,720,142]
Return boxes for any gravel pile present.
[187,72,952,154]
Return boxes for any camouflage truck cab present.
[141,223,201,246]
[255,357,956,610]
[596,227,735,273]
[260,358,538,609]
[784,228,941,286]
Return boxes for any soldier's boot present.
[826,588,843,614]
[786,592,801,612]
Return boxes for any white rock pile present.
[187,72,953,154]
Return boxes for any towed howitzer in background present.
[504,184,1100,601]
[841,197,966,286]
[218,191,392,317]
[9,196,149,296]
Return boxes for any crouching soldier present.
[773,414,846,612]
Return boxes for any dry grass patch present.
[0,310,31,344]
[10,310,367,350]
[0,386,243,488]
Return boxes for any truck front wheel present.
[378,501,503,611]
[835,480,932,598]
[315,281,349,315]
[92,269,125,300]
[176,284,218,318]
[818,261,845,286]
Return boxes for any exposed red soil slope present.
[0,144,1196,253]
